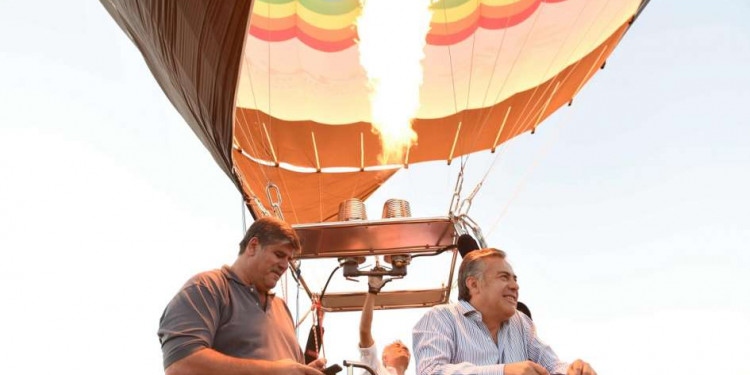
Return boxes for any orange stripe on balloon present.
[426,0,543,45]
[480,0,540,24]
[296,16,356,43]
[428,8,480,36]
[249,14,296,31]
[249,24,297,42]
[297,30,356,52]
[247,0,571,49]
[426,22,479,45]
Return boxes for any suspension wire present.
[448,10,499,214]
[506,0,605,140]
[236,42,275,218]
[485,1,631,236]
[440,0,460,116]
[235,97,271,193]
[440,0,466,207]
[469,6,545,150]
[507,2,589,137]
[266,0,272,132]
[241,195,247,234]
[476,15,512,123]
[274,165,301,224]
[294,260,302,339]
[458,0,621,216]
[500,0,625,156]
[513,0,630,138]
[239,49,272,183]
[458,1,479,144]
[240,46,301,223]
[318,171,323,222]
[448,5,545,216]
[485,115,562,237]
[261,0,303,224]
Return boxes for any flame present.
[357,0,433,165]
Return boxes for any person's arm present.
[413,308,508,375]
[165,348,324,375]
[158,283,322,375]
[359,291,375,348]
[360,273,389,348]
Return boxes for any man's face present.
[382,342,410,370]
[473,257,519,320]
[248,238,295,293]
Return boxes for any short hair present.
[238,217,301,255]
[457,248,506,301]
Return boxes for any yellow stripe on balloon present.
[481,0,525,7]
[297,4,361,31]
[251,0,297,19]
[431,0,479,24]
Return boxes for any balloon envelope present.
[102,0,647,223]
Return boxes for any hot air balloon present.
[101,0,650,354]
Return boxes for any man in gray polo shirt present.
[158,217,325,375]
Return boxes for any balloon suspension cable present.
[241,196,248,234]
[486,116,564,237]
[458,2,618,227]
[456,215,488,249]
[295,281,300,340]
[456,176,483,218]
[448,157,467,216]
[288,260,302,338]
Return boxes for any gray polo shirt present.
[158,266,303,369]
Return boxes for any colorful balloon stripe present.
[248,0,571,51]
[235,21,628,171]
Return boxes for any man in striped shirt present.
[412,248,596,375]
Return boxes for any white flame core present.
[357,0,433,164]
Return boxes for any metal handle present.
[343,360,377,375]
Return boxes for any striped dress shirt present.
[412,300,568,375]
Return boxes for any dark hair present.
[457,248,506,301]
[517,301,532,320]
[239,217,301,255]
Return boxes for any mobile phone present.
[323,364,342,375]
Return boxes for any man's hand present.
[367,274,391,294]
[308,358,327,371]
[504,361,550,375]
[271,359,325,375]
[566,359,596,375]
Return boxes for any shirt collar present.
[457,299,480,318]
[221,265,245,284]
[221,265,276,297]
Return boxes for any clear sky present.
[1,1,749,375]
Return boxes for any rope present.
[456,0,623,217]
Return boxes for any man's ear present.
[246,237,260,256]
[466,275,479,296]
